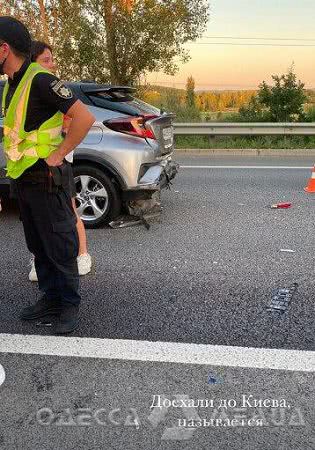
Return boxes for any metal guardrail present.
[173,122,315,136]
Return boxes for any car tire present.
[72,165,121,228]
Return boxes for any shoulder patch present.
[50,80,73,99]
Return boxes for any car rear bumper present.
[121,157,179,202]
[159,159,179,190]
[136,157,179,191]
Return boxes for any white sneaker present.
[29,258,38,282]
[77,253,92,276]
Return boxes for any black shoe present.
[20,296,61,320]
[54,305,80,334]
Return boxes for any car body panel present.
[0,80,178,219]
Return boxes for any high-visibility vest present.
[2,62,63,179]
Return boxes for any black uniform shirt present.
[4,59,78,172]
[5,59,77,131]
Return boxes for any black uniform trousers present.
[15,163,81,306]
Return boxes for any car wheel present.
[72,165,121,228]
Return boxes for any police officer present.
[0,17,95,333]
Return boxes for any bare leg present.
[72,198,88,256]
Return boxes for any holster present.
[48,162,70,193]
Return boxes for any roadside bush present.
[174,105,201,122]
[305,106,315,122]
[238,97,271,122]
[216,112,244,122]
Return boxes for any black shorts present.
[9,179,18,199]
[68,164,76,198]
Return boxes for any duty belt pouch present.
[49,167,62,186]
[49,162,69,192]
[49,166,61,193]
[60,162,70,190]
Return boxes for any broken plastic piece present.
[271,202,292,209]
[35,320,52,327]
[280,249,295,253]
[208,376,217,385]
[267,283,298,313]
[109,212,159,230]
[208,374,222,385]
[109,216,142,229]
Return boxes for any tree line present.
[1,0,209,85]
[142,68,315,123]
[143,87,257,112]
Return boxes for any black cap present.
[0,16,31,55]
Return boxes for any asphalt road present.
[0,155,314,449]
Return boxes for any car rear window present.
[88,91,160,117]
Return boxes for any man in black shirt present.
[0,16,95,333]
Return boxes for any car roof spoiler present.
[80,84,137,95]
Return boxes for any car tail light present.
[105,115,158,139]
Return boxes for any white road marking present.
[0,334,314,372]
[180,165,311,169]
[0,363,5,386]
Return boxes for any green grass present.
[175,135,315,149]
[200,111,239,122]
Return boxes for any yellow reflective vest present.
[2,63,63,179]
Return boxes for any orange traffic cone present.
[304,166,315,193]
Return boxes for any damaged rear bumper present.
[137,156,179,190]
[119,157,179,222]
[122,157,179,202]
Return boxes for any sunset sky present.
[146,0,315,90]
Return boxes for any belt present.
[16,162,70,193]
[17,171,51,184]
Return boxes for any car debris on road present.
[267,283,298,313]
[271,202,292,209]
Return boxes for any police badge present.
[50,80,73,99]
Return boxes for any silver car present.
[0,81,178,228]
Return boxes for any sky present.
[146,0,315,90]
